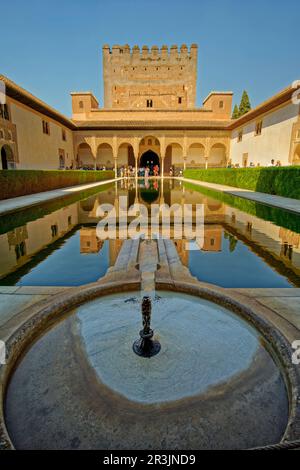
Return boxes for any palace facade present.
[1,44,299,172]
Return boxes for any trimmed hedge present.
[183,181,300,234]
[0,170,114,200]
[183,167,300,200]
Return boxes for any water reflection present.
[0,179,300,287]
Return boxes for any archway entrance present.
[1,145,14,169]
[140,150,160,175]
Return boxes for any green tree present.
[232,104,240,119]
[239,90,251,116]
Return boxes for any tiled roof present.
[0,74,76,129]
[74,120,232,130]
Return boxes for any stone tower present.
[102,44,198,109]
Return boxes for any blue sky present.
[1,0,299,116]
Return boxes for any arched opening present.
[1,145,15,169]
[96,143,113,170]
[139,180,160,205]
[165,143,183,175]
[118,143,135,170]
[209,143,227,168]
[140,150,160,175]
[187,143,205,168]
[77,142,95,169]
[293,143,300,165]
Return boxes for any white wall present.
[230,102,299,166]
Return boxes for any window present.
[0,129,4,139]
[15,241,26,260]
[178,97,182,104]
[79,101,84,109]
[255,120,263,136]
[42,120,50,135]
[238,130,243,142]
[51,224,58,237]
[146,99,153,108]
[62,129,66,141]
[219,100,224,109]
[0,104,10,120]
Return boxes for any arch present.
[139,135,161,148]
[1,144,15,169]
[293,143,300,164]
[209,143,227,168]
[187,143,206,168]
[165,143,183,175]
[140,150,160,175]
[118,142,135,169]
[96,143,113,170]
[139,183,160,204]
[77,142,95,169]
[138,135,161,175]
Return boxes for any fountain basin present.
[3,288,290,450]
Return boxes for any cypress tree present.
[239,90,251,116]
[232,104,240,119]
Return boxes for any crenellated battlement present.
[103,44,198,61]
[102,43,198,109]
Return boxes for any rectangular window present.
[62,129,66,141]
[42,120,50,135]
[238,130,243,143]
[0,104,10,120]
[255,120,263,136]
[146,99,153,108]
[219,100,224,109]
[178,97,182,104]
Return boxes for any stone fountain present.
[133,296,161,358]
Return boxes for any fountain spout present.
[133,296,161,358]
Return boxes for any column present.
[114,157,118,178]
[161,157,164,178]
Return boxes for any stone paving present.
[1,238,300,449]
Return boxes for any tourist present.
[276,160,282,167]
[268,159,275,167]
[169,167,173,177]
